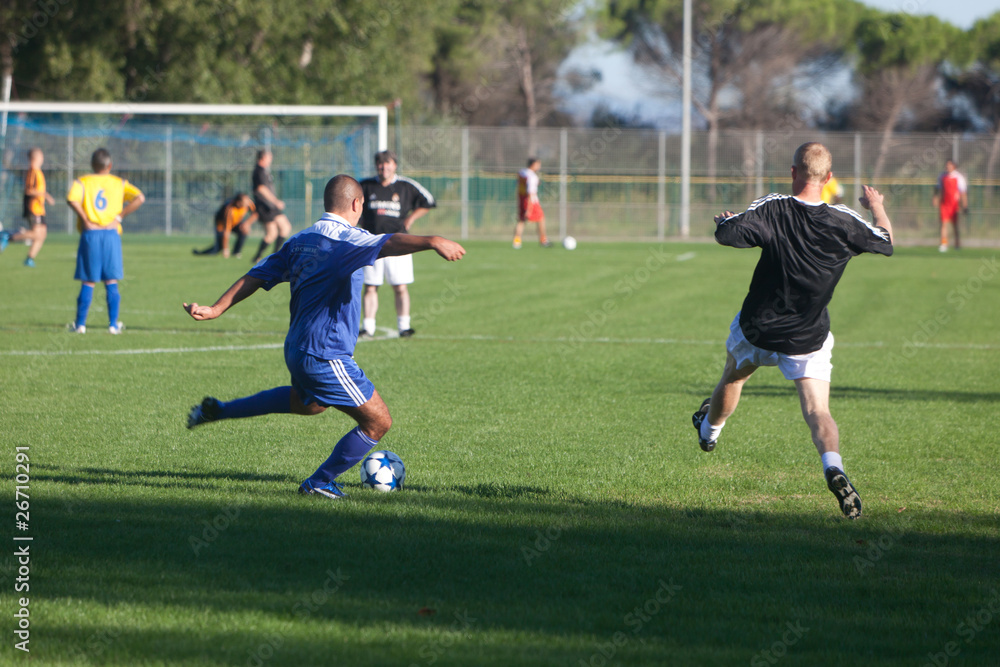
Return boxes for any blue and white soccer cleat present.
[109,321,125,334]
[187,396,221,429]
[23,257,35,268]
[298,479,348,499]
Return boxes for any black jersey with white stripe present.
[715,194,893,355]
[359,175,436,235]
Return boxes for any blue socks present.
[219,386,293,420]
[307,426,379,484]
[106,283,120,326]
[75,284,94,328]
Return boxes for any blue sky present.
[557,0,999,127]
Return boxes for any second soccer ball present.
[562,236,577,250]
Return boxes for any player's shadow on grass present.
[739,384,1000,403]
[32,463,294,486]
[30,491,1000,665]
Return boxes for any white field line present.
[0,334,997,357]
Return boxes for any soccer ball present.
[562,236,577,250]
[359,450,406,492]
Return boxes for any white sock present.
[362,318,376,335]
[700,417,724,442]
[398,316,411,332]
[821,451,843,472]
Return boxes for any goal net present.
[0,102,387,234]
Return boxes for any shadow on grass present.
[738,384,1000,403]
[25,487,1000,667]
[32,463,295,485]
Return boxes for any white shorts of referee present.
[363,254,414,286]
[726,313,833,382]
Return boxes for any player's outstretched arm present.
[379,234,465,261]
[184,275,265,321]
[859,185,893,244]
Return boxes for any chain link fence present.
[2,119,997,243]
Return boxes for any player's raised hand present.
[859,185,884,211]
[184,302,217,321]
[714,211,736,224]
[432,237,466,261]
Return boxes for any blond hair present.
[793,142,832,185]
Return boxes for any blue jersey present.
[248,213,389,359]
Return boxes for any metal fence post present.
[461,127,469,240]
[559,128,567,240]
[853,132,862,207]
[67,126,74,233]
[657,131,666,240]
[165,126,172,235]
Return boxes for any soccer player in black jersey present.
[250,150,293,264]
[358,151,436,338]
[692,142,894,519]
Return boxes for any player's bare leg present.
[393,284,413,336]
[693,353,757,451]
[536,218,550,246]
[513,221,526,248]
[362,285,379,336]
[273,214,292,252]
[795,377,860,518]
[709,352,758,425]
[334,389,392,441]
[794,378,839,455]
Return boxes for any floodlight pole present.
[680,0,692,238]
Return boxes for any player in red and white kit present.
[932,159,968,252]
[513,158,551,249]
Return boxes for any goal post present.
[0,102,388,235]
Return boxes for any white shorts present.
[363,254,414,286]
[726,313,833,382]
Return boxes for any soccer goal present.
[0,102,388,235]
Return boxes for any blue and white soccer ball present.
[359,450,406,492]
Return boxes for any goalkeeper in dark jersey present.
[692,142,894,519]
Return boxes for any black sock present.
[253,239,269,260]
[233,231,247,255]
[274,236,286,253]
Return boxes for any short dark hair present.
[91,148,112,172]
[323,174,363,212]
[27,147,42,160]
[256,149,270,162]
[374,150,398,167]
[527,157,540,167]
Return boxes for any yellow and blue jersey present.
[67,174,143,233]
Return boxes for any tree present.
[850,12,963,179]
[428,0,580,127]
[603,0,860,196]
[962,13,1000,195]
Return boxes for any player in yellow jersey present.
[66,148,145,334]
[821,174,843,205]
[0,148,54,267]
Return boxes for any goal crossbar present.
[0,102,388,150]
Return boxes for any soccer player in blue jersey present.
[183,175,465,499]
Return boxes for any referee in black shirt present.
[692,142,894,519]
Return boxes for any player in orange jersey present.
[193,193,258,258]
[932,159,968,252]
[512,158,551,249]
[0,148,55,267]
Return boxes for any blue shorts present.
[286,348,374,408]
[75,229,123,282]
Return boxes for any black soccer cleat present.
[825,466,862,519]
[398,328,416,338]
[187,396,222,429]
[692,397,716,452]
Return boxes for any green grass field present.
[1,235,998,666]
